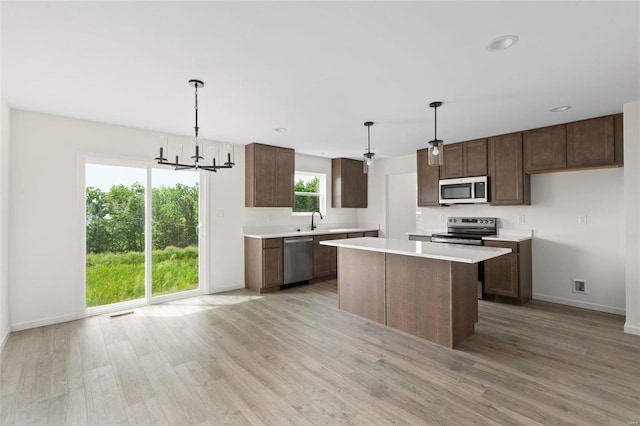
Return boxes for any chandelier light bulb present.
[432,146,440,156]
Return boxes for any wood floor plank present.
[2,281,639,425]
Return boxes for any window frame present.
[292,171,326,216]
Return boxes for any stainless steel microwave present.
[439,176,489,204]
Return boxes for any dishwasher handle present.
[284,237,314,244]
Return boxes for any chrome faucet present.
[311,210,323,230]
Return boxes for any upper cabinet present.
[245,143,294,207]
[332,158,367,208]
[440,139,487,179]
[525,114,623,174]
[417,148,440,206]
[524,124,567,173]
[488,132,530,206]
[567,115,620,168]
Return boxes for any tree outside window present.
[294,172,325,214]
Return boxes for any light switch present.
[578,215,588,225]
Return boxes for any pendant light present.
[363,121,375,174]
[155,79,235,172]
[427,101,444,166]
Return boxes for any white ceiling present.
[2,1,639,160]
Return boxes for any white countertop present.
[407,229,532,242]
[321,237,511,264]
[244,227,378,239]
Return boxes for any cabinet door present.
[275,147,294,207]
[343,158,367,208]
[524,125,567,173]
[463,139,488,177]
[263,246,283,288]
[417,148,440,206]
[567,116,615,168]
[332,158,367,208]
[484,253,520,298]
[488,132,530,205]
[252,144,277,207]
[364,231,379,237]
[440,143,464,179]
[313,234,347,278]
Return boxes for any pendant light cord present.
[194,84,199,138]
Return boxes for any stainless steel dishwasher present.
[283,236,314,284]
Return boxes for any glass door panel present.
[151,168,200,296]
[85,164,146,307]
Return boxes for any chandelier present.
[427,101,444,166]
[155,79,235,172]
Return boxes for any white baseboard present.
[624,323,640,336]
[0,325,10,353]
[532,293,625,316]
[11,313,79,332]
[209,282,245,294]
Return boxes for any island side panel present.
[385,254,454,348]
[450,262,479,347]
[337,247,386,325]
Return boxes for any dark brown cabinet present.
[364,230,379,237]
[417,148,440,207]
[332,158,367,208]
[483,239,532,305]
[524,114,623,174]
[313,233,348,278]
[488,132,530,206]
[463,139,488,177]
[244,237,283,293]
[567,115,616,168]
[440,139,487,179]
[440,143,464,178]
[524,124,567,173]
[245,143,294,207]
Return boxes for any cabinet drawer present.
[348,232,365,238]
[263,238,283,249]
[364,231,379,237]
[484,240,519,253]
[313,233,347,244]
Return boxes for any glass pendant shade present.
[428,140,444,166]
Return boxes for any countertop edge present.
[244,227,379,239]
[321,238,511,264]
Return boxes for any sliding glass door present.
[85,161,202,310]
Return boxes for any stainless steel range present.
[431,216,497,299]
[431,217,497,245]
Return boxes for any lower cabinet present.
[244,237,283,293]
[313,234,347,278]
[483,239,532,305]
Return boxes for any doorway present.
[85,162,202,310]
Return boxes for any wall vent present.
[572,279,587,294]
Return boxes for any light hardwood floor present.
[1,280,639,425]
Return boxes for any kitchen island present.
[320,237,511,349]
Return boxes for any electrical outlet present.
[441,214,445,222]
[518,215,526,224]
[216,209,224,219]
[572,279,587,294]
[578,215,588,225]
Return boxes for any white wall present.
[365,151,626,315]
[624,100,640,335]
[0,98,10,348]
[7,110,358,330]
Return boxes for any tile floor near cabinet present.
[1,280,639,425]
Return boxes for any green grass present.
[86,246,198,307]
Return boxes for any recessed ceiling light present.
[486,35,519,52]
[550,105,572,112]
[274,127,288,133]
